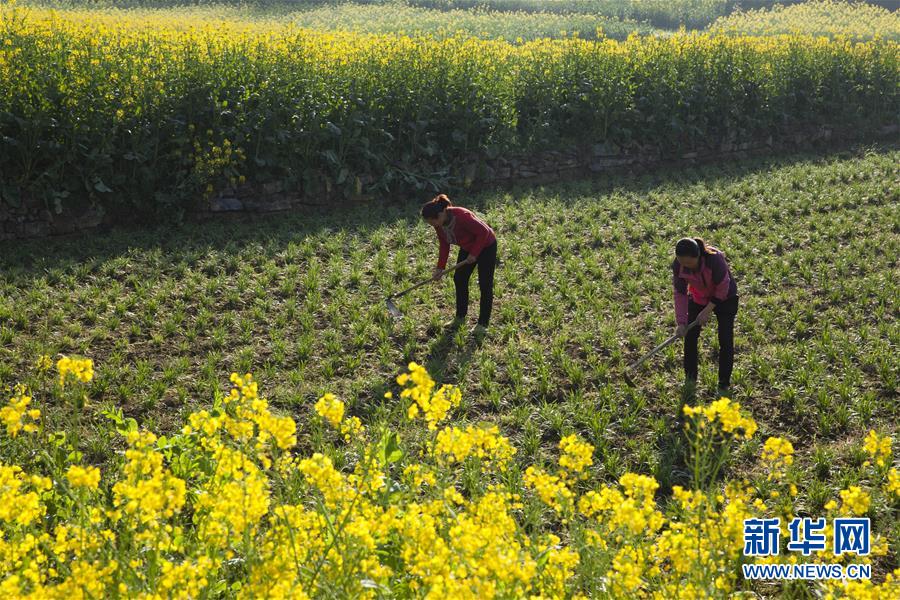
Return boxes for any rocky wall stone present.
[2,122,895,240]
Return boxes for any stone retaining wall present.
[2,123,897,240]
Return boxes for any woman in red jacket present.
[421,194,497,332]
[672,237,739,396]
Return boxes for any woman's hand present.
[464,255,477,265]
[432,267,444,281]
[698,304,714,326]
[675,324,687,338]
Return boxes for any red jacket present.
[433,207,496,269]
[672,248,738,325]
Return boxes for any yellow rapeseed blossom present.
[580,474,664,536]
[524,466,574,515]
[433,424,516,470]
[0,356,896,597]
[683,397,757,439]
[196,446,270,549]
[710,0,900,41]
[314,393,364,442]
[608,546,646,595]
[838,486,871,516]
[66,465,101,490]
[112,430,187,525]
[863,430,893,468]
[404,464,437,488]
[56,356,94,387]
[314,392,344,427]
[0,463,48,526]
[558,434,594,477]
[1,384,40,437]
[885,468,900,500]
[298,452,353,509]
[399,362,461,430]
[221,372,297,450]
[761,436,794,480]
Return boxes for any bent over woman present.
[421,194,497,333]
[672,237,739,396]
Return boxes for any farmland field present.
[710,0,900,41]
[3,144,898,455]
[9,2,657,40]
[1,0,899,597]
[2,144,899,597]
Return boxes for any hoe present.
[385,260,467,320]
[624,317,700,386]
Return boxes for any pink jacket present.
[672,248,738,325]
[433,207,496,269]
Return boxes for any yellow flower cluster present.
[112,430,187,528]
[864,429,893,468]
[196,446,270,550]
[558,433,594,477]
[524,466,575,515]
[654,482,752,596]
[761,436,794,480]
[683,397,758,439]
[433,424,516,469]
[314,392,344,426]
[65,465,101,490]
[0,357,897,598]
[0,384,40,437]
[398,362,461,430]
[397,489,544,597]
[886,468,900,499]
[185,372,297,453]
[608,546,648,595]
[823,567,900,600]
[838,486,871,516]
[404,464,437,488]
[314,392,364,442]
[56,356,94,387]
[579,473,664,537]
[156,556,215,598]
[0,463,50,526]
[298,452,355,509]
[193,137,245,198]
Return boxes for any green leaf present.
[384,431,403,464]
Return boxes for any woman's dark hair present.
[421,194,452,219]
[675,237,715,257]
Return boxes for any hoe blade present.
[385,297,403,320]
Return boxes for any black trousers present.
[454,241,497,326]
[685,296,738,388]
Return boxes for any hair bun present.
[421,194,452,218]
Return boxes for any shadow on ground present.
[3,141,896,281]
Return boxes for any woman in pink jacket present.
[421,194,497,333]
[672,237,739,396]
